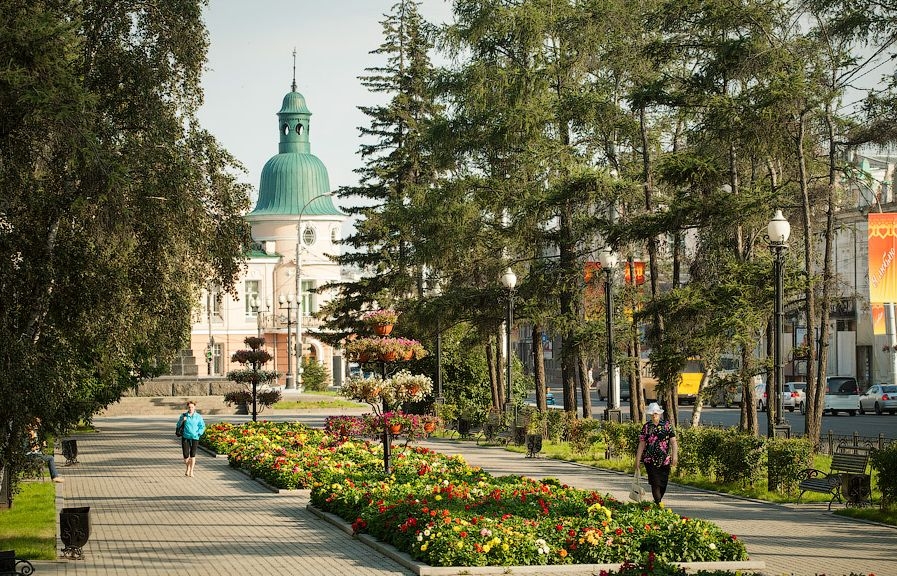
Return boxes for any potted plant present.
[224,389,282,413]
[341,375,386,406]
[420,414,441,434]
[385,370,432,405]
[383,411,414,435]
[362,309,400,335]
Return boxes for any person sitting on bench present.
[26,419,64,483]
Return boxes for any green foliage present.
[0,0,251,471]
[300,357,331,392]
[600,421,642,458]
[545,409,566,442]
[715,432,766,486]
[223,389,282,410]
[870,443,897,509]
[767,438,813,495]
[566,417,602,456]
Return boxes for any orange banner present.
[872,303,887,335]
[868,213,897,303]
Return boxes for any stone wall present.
[124,377,242,398]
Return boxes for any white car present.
[783,382,807,414]
[824,376,860,416]
[858,384,897,415]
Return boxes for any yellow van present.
[641,358,703,404]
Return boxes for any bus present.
[640,355,739,405]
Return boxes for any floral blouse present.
[639,419,676,466]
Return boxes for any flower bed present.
[200,421,749,568]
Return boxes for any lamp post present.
[597,248,619,419]
[278,293,296,390]
[250,296,272,338]
[501,267,517,411]
[294,192,335,391]
[768,209,791,439]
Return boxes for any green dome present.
[250,87,342,217]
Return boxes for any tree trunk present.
[486,340,501,410]
[628,257,645,423]
[578,354,592,419]
[740,343,758,434]
[796,111,820,448]
[533,325,547,411]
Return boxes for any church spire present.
[291,48,297,93]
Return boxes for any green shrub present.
[567,417,602,455]
[600,420,641,458]
[871,443,897,509]
[716,431,765,486]
[300,357,330,391]
[545,409,565,442]
[767,437,812,495]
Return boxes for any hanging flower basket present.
[375,324,394,336]
[345,337,426,363]
[362,309,400,328]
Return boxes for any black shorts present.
[181,438,198,459]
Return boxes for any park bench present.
[0,549,35,576]
[797,443,871,510]
[478,410,512,445]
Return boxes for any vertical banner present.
[868,213,897,303]
[872,303,887,335]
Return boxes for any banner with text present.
[868,213,897,304]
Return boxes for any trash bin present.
[62,438,79,465]
[841,473,871,507]
[0,549,14,572]
[605,408,623,423]
[60,506,90,559]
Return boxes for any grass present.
[272,398,363,410]
[0,480,57,560]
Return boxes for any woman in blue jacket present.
[176,401,206,477]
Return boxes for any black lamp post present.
[597,248,619,419]
[501,267,517,411]
[278,293,296,390]
[768,209,791,439]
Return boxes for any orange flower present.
[558,549,568,558]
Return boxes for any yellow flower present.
[420,543,428,551]
[456,542,464,549]
[483,544,492,553]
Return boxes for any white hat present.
[646,402,664,415]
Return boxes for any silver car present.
[858,384,897,415]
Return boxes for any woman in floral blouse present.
[634,402,678,504]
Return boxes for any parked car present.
[858,384,897,415]
[595,376,631,402]
[755,382,798,412]
[824,376,860,416]
[783,382,806,413]
[546,392,556,406]
[755,382,768,412]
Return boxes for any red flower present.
[460,531,467,538]
[615,528,623,536]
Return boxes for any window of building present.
[301,279,316,315]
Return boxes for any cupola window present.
[295,123,303,135]
[282,123,290,135]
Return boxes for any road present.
[530,389,896,440]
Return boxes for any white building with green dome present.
[186,79,347,390]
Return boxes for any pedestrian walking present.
[26,419,64,483]
[176,401,206,477]
[634,402,677,504]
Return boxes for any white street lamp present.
[768,209,791,442]
[597,248,619,418]
[294,192,336,391]
[500,267,517,411]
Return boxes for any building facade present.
[184,79,347,390]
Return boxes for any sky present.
[197,1,453,207]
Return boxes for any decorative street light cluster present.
[278,294,297,390]
[249,296,271,338]
[768,209,791,440]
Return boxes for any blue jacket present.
[177,411,206,440]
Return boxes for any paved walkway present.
[28,413,897,576]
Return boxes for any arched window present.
[295,122,303,135]
[282,124,290,135]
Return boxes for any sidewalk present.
[30,414,897,576]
